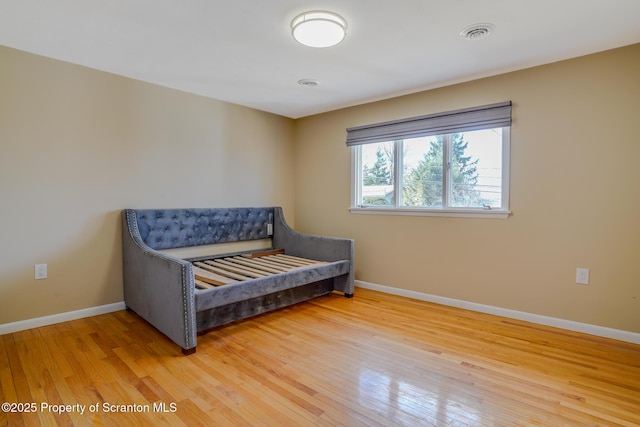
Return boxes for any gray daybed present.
[122,207,354,354]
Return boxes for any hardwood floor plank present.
[208,327,392,426]
[1,288,639,426]
[3,333,35,405]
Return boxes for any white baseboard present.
[356,280,640,345]
[0,301,126,336]
[3,285,639,346]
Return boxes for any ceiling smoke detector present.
[298,79,319,87]
[460,23,495,41]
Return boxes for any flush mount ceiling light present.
[291,10,347,48]
[460,23,495,41]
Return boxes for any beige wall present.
[294,43,640,333]
[2,43,639,334]
[0,46,295,324]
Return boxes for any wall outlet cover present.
[35,263,48,280]
[576,268,589,285]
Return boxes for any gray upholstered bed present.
[122,207,354,354]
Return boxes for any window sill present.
[349,206,511,219]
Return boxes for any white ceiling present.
[1,1,639,119]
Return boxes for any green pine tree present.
[402,134,480,207]
[403,138,443,207]
[450,133,480,206]
[363,147,392,185]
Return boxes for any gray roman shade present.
[346,101,512,146]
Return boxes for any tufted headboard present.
[126,207,275,250]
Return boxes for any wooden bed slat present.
[191,253,328,289]
[192,265,239,286]
[277,254,326,265]
[262,255,315,268]
[201,260,255,281]
[260,255,303,268]
[261,255,314,269]
[242,248,285,258]
[199,261,252,281]
[219,258,275,276]
[239,256,297,271]
[238,257,296,271]
[208,259,269,278]
[230,257,290,274]
[195,279,216,289]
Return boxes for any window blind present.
[346,101,511,147]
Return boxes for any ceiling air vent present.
[460,24,495,41]
[298,79,319,87]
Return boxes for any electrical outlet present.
[576,268,589,285]
[35,264,47,280]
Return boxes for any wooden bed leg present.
[344,293,354,298]
[182,347,196,356]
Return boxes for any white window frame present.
[350,128,511,219]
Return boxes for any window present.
[348,102,511,218]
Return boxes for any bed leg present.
[344,293,354,298]
[182,347,196,356]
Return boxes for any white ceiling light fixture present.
[291,10,347,48]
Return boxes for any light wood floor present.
[2,288,639,426]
